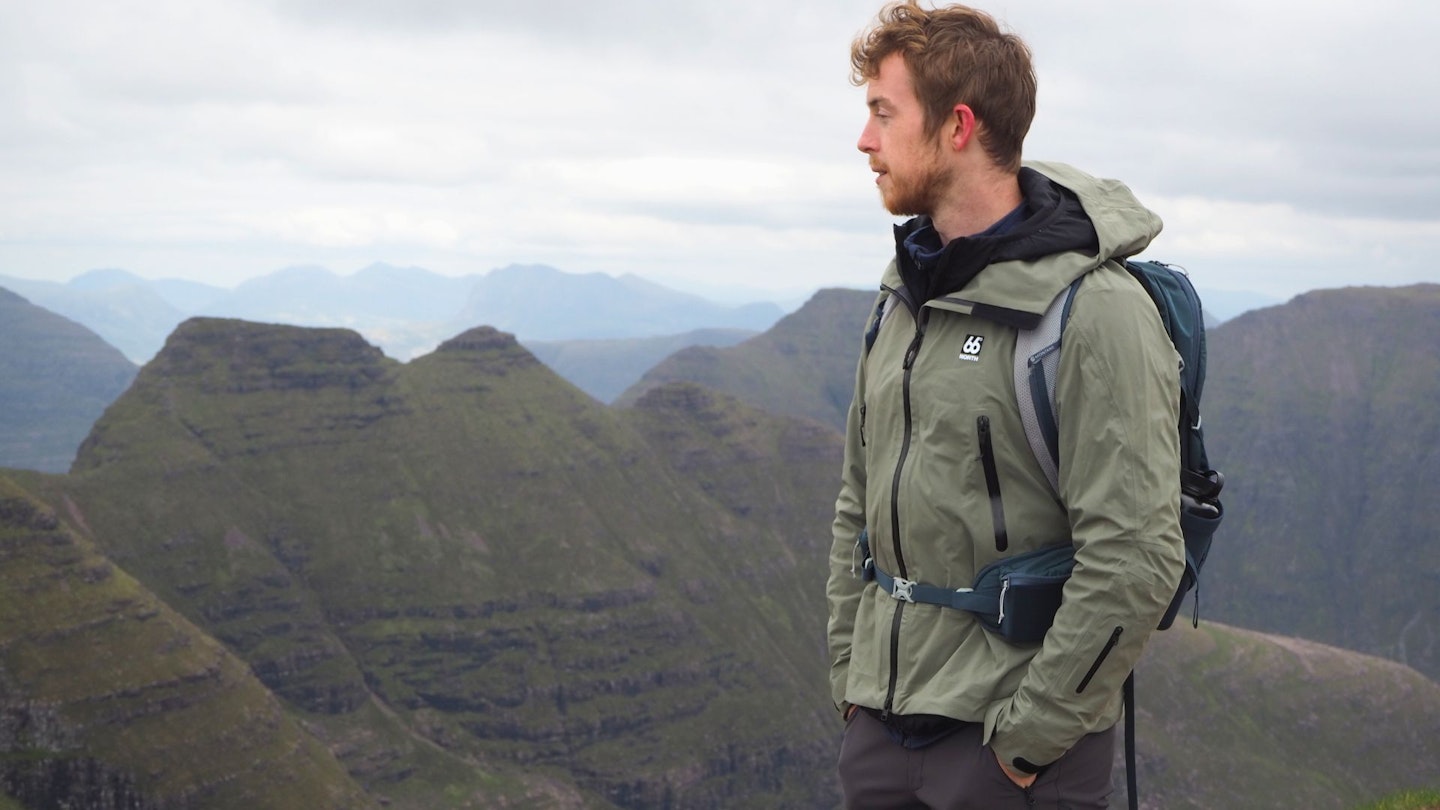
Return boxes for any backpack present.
[1014,259,1224,631]
[1015,259,1225,810]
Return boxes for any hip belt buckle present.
[890,576,915,603]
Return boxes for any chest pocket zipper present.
[977,415,1008,552]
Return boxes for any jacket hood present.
[881,161,1163,328]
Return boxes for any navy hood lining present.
[892,168,1100,310]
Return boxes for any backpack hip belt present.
[855,529,1074,645]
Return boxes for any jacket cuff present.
[990,735,1050,777]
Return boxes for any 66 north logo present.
[958,334,985,362]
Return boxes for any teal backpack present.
[1015,259,1224,631]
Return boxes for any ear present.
[948,104,978,153]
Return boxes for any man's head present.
[851,1,1036,174]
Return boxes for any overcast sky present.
[3,0,1438,303]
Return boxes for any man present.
[826,2,1186,807]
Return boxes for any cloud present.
[257,207,460,250]
[1007,0,1440,220]
[0,0,1435,303]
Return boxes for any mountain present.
[25,318,844,808]
[149,278,229,313]
[1194,286,1282,323]
[0,274,185,364]
[0,474,378,809]
[1199,284,1440,681]
[66,268,227,314]
[523,328,755,403]
[1126,621,1440,809]
[5,313,1440,807]
[3,264,791,366]
[0,288,138,473]
[195,263,478,360]
[448,264,784,341]
[200,262,787,358]
[617,287,875,430]
[202,263,475,325]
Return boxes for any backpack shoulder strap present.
[863,287,903,356]
[1013,278,1082,496]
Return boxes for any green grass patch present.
[1355,789,1440,810]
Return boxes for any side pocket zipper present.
[1076,626,1124,694]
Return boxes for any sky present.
[2,0,1438,304]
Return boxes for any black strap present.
[1124,671,1138,810]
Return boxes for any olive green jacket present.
[826,161,1186,772]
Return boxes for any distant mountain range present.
[0,263,786,364]
[524,328,756,403]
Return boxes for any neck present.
[930,168,1024,245]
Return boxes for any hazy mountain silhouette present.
[0,288,138,472]
[2,264,787,366]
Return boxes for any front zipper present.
[882,306,927,718]
[977,415,1008,552]
[1076,626,1125,693]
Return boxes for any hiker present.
[825,2,1187,807]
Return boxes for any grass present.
[1355,789,1440,810]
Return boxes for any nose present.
[857,119,878,154]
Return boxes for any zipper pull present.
[903,335,922,369]
[903,311,929,370]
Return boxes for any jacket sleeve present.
[826,328,872,711]
[989,271,1186,771]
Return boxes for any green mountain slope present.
[0,288,138,473]
[0,474,376,809]
[617,288,875,431]
[1201,284,1440,681]
[30,318,842,808]
[1131,622,1440,809]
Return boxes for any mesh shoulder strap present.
[1013,280,1081,496]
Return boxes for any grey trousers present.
[837,709,1116,809]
